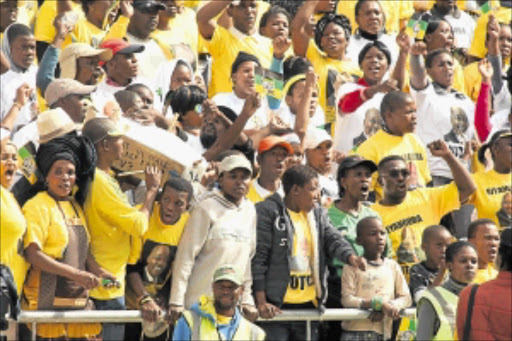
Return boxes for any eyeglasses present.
[383,169,410,178]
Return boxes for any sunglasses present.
[383,169,410,178]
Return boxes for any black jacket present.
[251,193,355,311]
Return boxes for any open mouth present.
[360,184,370,194]
[397,183,407,191]
[368,64,381,73]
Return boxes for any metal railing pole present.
[306,319,311,341]
[30,322,36,341]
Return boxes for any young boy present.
[409,225,453,305]
[341,217,412,340]
[126,177,194,340]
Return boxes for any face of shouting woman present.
[46,160,76,199]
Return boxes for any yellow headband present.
[283,74,306,96]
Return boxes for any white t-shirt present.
[441,11,476,49]
[212,92,271,130]
[410,82,475,178]
[488,108,511,142]
[333,82,386,153]
[493,81,511,115]
[126,33,168,80]
[91,77,154,114]
[275,103,325,130]
[0,66,38,133]
[346,33,399,70]
[184,131,206,155]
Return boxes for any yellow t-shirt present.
[0,186,27,294]
[469,8,512,59]
[470,170,512,230]
[22,191,99,339]
[153,7,199,56]
[204,26,273,97]
[129,204,189,264]
[474,263,499,284]
[246,181,265,204]
[372,183,460,260]
[34,0,84,44]
[84,168,148,299]
[337,0,414,34]
[67,16,129,49]
[306,43,362,124]
[354,129,432,200]
[283,210,316,304]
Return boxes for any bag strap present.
[463,284,479,341]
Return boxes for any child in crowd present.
[409,225,453,305]
[341,217,411,340]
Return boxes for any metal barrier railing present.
[14,308,417,341]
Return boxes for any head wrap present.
[153,58,194,112]
[35,133,97,205]
[1,23,33,73]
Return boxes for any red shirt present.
[338,78,369,114]
[456,272,512,340]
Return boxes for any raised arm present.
[294,69,316,143]
[203,94,260,161]
[392,31,412,90]
[196,0,231,40]
[474,59,493,142]
[427,140,476,202]
[486,15,504,94]
[409,42,428,90]
[291,0,318,57]
[57,0,73,14]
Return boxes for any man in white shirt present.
[126,0,169,80]
[91,39,146,113]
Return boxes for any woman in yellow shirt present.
[0,139,27,295]
[292,0,361,124]
[22,134,116,340]
[472,130,512,229]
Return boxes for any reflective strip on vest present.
[419,287,459,341]
[183,310,265,341]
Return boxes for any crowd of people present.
[0,0,511,340]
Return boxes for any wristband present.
[372,297,383,311]
[11,102,23,110]
[138,294,152,307]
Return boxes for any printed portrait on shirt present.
[353,108,383,148]
[141,240,176,286]
[497,192,512,229]
[443,106,469,158]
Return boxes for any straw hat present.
[37,108,77,144]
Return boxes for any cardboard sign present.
[112,119,203,179]
[255,66,284,100]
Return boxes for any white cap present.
[303,128,332,150]
[218,155,252,174]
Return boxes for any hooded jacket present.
[170,190,256,308]
[252,193,355,311]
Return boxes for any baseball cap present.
[259,136,293,155]
[501,228,512,248]
[59,43,113,79]
[44,79,96,107]
[100,39,145,57]
[303,128,332,150]
[132,0,166,11]
[213,265,243,286]
[218,154,252,174]
[337,156,377,179]
[82,117,128,144]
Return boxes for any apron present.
[33,200,91,310]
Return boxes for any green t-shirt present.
[328,202,391,276]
